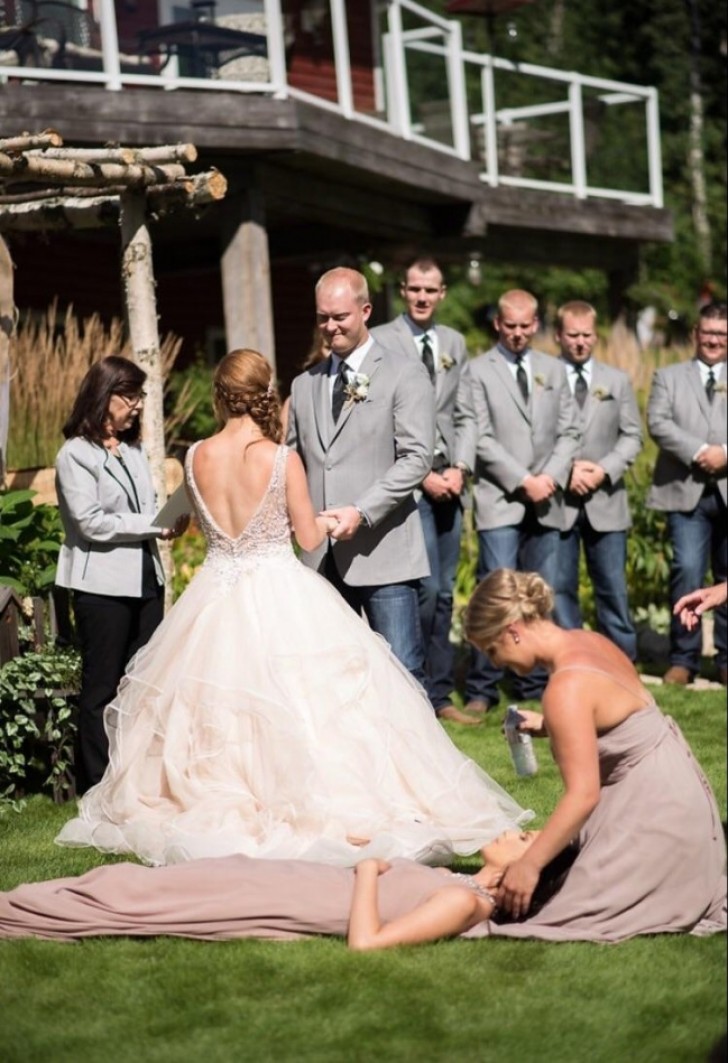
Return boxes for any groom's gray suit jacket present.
[287,339,434,586]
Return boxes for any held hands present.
[423,471,454,502]
[694,445,727,475]
[521,473,557,505]
[157,514,190,541]
[321,505,362,541]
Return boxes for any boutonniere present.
[592,385,611,401]
[439,352,455,371]
[715,381,727,395]
[533,372,546,389]
[344,373,370,405]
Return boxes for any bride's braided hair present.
[464,569,553,649]
[213,349,282,442]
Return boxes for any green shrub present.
[0,489,62,598]
[0,646,80,809]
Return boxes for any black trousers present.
[73,590,164,794]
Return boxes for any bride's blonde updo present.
[464,569,554,649]
[213,349,283,442]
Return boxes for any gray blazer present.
[286,339,434,585]
[55,436,164,597]
[470,346,581,531]
[370,316,477,472]
[647,359,727,512]
[561,359,642,533]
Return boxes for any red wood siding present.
[285,0,376,111]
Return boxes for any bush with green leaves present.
[0,489,63,598]
[0,646,80,809]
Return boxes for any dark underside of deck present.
[0,84,672,270]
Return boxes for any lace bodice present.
[185,442,295,589]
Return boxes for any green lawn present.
[1,686,725,1063]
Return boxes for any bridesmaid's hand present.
[495,857,540,919]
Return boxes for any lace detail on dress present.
[185,443,296,592]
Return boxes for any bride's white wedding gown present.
[56,444,532,866]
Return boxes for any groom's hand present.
[321,505,362,540]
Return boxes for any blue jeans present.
[554,510,636,660]
[667,490,727,671]
[417,494,463,710]
[465,512,560,706]
[324,551,428,691]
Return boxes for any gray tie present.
[574,366,588,407]
[331,361,350,422]
[706,368,716,404]
[515,356,529,402]
[421,333,435,383]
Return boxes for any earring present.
[513,632,520,644]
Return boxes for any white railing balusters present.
[568,79,587,200]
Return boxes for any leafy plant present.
[0,646,80,809]
[0,488,63,598]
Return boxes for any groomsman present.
[371,257,478,725]
[554,301,642,659]
[464,289,580,711]
[647,301,727,686]
[286,267,434,688]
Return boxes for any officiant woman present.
[54,356,188,793]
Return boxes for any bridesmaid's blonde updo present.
[213,349,283,442]
[464,569,554,649]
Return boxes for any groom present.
[286,267,434,688]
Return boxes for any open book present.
[154,482,193,528]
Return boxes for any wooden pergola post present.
[220,180,276,372]
[0,234,14,483]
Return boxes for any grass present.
[0,685,725,1063]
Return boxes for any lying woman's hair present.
[63,356,147,445]
[464,568,554,649]
[213,349,282,443]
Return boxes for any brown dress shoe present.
[464,699,491,716]
[437,705,481,726]
[719,667,727,687]
[663,666,692,686]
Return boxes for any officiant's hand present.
[321,505,362,541]
[158,514,190,541]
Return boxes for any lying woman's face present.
[484,830,539,867]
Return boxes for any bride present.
[57,349,531,867]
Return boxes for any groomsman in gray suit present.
[371,257,478,725]
[647,301,727,686]
[464,289,580,711]
[287,267,435,688]
[554,300,642,659]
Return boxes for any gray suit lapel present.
[493,350,530,422]
[583,362,603,429]
[102,447,138,512]
[328,344,384,447]
[687,360,712,422]
[313,360,334,449]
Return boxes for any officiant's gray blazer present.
[647,358,727,512]
[55,436,164,597]
[561,359,642,533]
[286,340,434,586]
[370,316,477,472]
[470,346,581,531]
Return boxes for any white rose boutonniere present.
[439,353,455,371]
[533,372,546,389]
[715,380,727,396]
[344,373,370,405]
[592,385,611,401]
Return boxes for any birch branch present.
[0,131,64,154]
[0,153,186,188]
[25,144,198,166]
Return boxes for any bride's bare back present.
[192,426,279,540]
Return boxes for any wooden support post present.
[220,183,276,372]
[119,191,172,601]
[0,234,14,482]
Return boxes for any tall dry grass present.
[6,303,184,470]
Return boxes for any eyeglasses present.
[116,391,146,407]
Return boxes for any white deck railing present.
[0,0,663,208]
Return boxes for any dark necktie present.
[421,333,435,383]
[331,361,349,422]
[574,365,588,408]
[706,368,716,404]
[515,356,529,402]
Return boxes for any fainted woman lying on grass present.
[0,831,534,948]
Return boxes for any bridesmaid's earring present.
[513,632,520,644]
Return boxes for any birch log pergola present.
[0,130,228,523]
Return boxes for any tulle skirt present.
[56,552,531,866]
